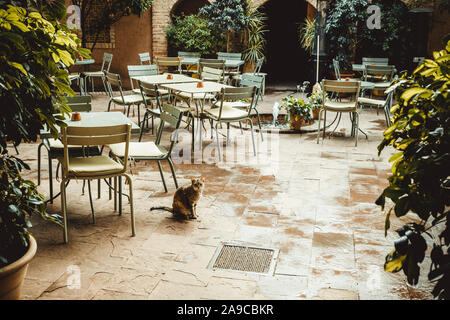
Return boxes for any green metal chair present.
[108,103,183,193]
[178,51,201,75]
[105,71,149,127]
[37,95,100,203]
[138,52,151,65]
[221,73,265,141]
[83,52,113,94]
[317,80,361,147]
[205,86,257,161]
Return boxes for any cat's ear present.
[191,177,196,183]
[201,177,205,182]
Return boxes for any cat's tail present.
[150,206,173,213]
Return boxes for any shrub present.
[165,14,225,57]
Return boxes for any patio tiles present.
[17,92,435,300]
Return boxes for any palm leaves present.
[242,0,267,64]
[298,17,315,54]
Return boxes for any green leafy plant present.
[165,14,226,57]
[308,91,327,110]
[199,0,249,52]
[242,0,267,64]
[0,152,62,268]
[0,1,88,267]
[376,42,450,299]
[280,96,313,122]
[298,17,315,54]
[325,0,414,72]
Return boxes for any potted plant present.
[308,90,328,120]
[298,17,315,55]
[242,0,267,73]
[376,41,450,299]
[0,1,88,299]
[279,96,314,130]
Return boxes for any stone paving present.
[16,89,434,300]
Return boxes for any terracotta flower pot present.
[289,114,313,130]
[0,235,37,300]
[312,108,320,120]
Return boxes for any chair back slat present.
[138,52,151,65]
[155,57,182,74]
[128,64,158,77]
[178,51,201,58]
[199,59,225,81]
[61,124,130,174]
[104,71,126,102]
[333,59,341,80]
[128,65,158,90]
[365,65,395,76]
[65,95,92,112]
[362,57,389,66]
[217,52,242,60]
[322,79,361,95]
[200,66,224,82]
[240,74,264,91]
[156,103,183,149]
[253,57,264,74]
[101,53,113,72]
[138,81,159,97]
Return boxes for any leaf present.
[394,196,409,217]
[385,249,407,273]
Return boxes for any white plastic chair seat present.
[109,141,166,158]
[112,94,146,105]
[63,155,123,177]
[358,97,385,106]
[323,101,358,112]
[205,106,248,120]
[83,71,104,77]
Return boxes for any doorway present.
[260,0,309,87]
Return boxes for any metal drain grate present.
[209,243,278,274]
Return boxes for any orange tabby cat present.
[150,177,205,220]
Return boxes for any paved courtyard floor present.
[16,89,433,300]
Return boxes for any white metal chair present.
[83,52,113,94]
[59,123,134,243]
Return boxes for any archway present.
[260,0,310,86]
[171,0,209,17]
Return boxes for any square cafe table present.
[161,81,234,152]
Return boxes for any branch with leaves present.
[377,41,450,299]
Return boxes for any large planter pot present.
[0,235,37,300]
